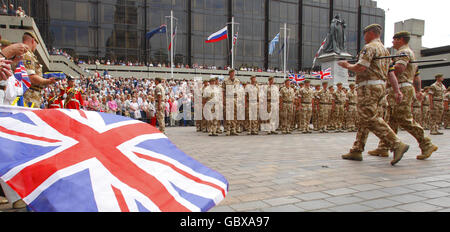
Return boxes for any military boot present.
[417,144,438,160]
[342,152,363,161]
[391,142,410,166]
[368,149,389,157]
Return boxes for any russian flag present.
[205,26,228,43]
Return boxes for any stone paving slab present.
[2,127,449,212]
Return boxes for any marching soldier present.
[222,69,240,136]
[21,32,56,108]
[444,87,450,129]
[312,84,321,131]
[204,78,214,135]
[155,77,166,133]
[429,74,446,135]
[317,82,332,133]
[298,80,314,133]
[338,24,410,165]
[412,90,422,125]
[294,82,305,131]
[328,86,336,131]
[422,86,432,130]
[280,79,295,134]
[265,77,279,135]
[247,76,260,135]
[334,83,347,132]
[346,83,358,132]
[201,80,209,133]
[367,31,437,161]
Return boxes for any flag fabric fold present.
[269,33,280,55]
[311,68,333,80]
[0,106,228,212]
[205,26,228,43]
[146,25,167,40]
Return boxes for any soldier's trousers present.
[431,101,444,132]
[23,89,42,108]
[335,104,345,130]
[422,106,430,129]
[350,85,403,153]
[225,103,238,134]
[296,108,304,131]
[196,120,202,131]
[313,107,319,130]
[444,109,450,128]
[301,104,312,132]
[376,86,432,152]
[413,107,422,125]
[347,104,357,130]
[281,103,293,132]
[157,110,165,133]
[319,104,331,131]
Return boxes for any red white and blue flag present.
[288,73,306,83]
[0,106,228,212]
[311,68,333,80]
[14,61,31,93]
[205,26,228,43]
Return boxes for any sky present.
[375,0,450,48]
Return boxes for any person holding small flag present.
[63,76,84,110]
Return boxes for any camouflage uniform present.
[422,90,431,130]
[205,82,221,136]
[155,83,166,133]
[202,83,209,132]
[346,87,358,132]
[412,94,422,125]
[236,84,246,133]
[347,38,404,154]
[246,83,260,135]
[317,87,332,132]
[375,44,434,154]
[444,90,450,129]
[298,85,314,133]
[429,80,445,134]
[280,85,295,134]
[333,88,347,132]
[312,87,321,131]
[294,88,303,131]
[22,49,43,108]
[263,84,279,134]
[222,76,240,135]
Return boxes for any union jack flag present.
[311,68,333,80]
[0,106,228,212]
[14,61,31,93]
[288,73,306,83]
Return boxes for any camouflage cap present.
[393,31,411,39]
[435,74,444,78]
[305,80,311,83]
[24,31,39,44]
[363,24,382,34]
[337,82,343,86]
[228,69,236,74]
[322,81,328,85]
[349,83,355,87]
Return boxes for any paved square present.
[168,127,450,212]
[1,127,449,212]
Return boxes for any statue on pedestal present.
[323,15,347,55]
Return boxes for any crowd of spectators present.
[42,74,197,127]
[0,4,27,17]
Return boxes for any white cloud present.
[375,0,450,48]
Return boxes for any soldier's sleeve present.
[357,44,376,68]
[394,49,411,67]
[23,53,37,76]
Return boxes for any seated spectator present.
[1,4,7,15]
[7,4,15,16]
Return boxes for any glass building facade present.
[10,0,384,71]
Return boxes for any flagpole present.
[283,23,287,80]
[170,10,174,79]
[231,16,235,70]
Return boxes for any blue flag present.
[269,33,280,55]
[146,25,167,40]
